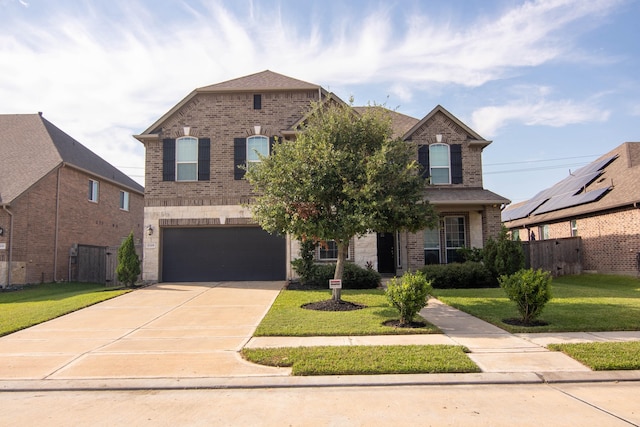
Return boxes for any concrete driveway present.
[0,281,291,380]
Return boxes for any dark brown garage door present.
[162,227,286,282]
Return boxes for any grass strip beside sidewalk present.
[242,345,479,376]
[548,341,640,370]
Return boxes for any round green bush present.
[499,268,552,324]
[385,271,432,325]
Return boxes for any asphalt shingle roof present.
[503,142,640,227]
[198,70,320,92]
[0,113,143,204]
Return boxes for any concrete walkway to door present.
[0,282,292,380]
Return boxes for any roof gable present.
[137,70,323,137]
[198,70,321,92]
[0,113,143,204]
[403,105,488,145]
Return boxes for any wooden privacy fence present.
[522,236,582,276]
[76,244,142,286]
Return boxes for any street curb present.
[2,371,639,392]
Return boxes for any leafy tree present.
[246,99,437,300]
[385,271,432,326]
[484,226,525,279]
[116,232,140,287]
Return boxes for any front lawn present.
[432,274,640,333]
[254,289,439,336]
[0,282,129,336]
[241,345,479,375]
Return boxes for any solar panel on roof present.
[502,198,548,222]
[503,154,618,221]
[533,187,611,215]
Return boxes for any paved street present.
[2,382,639,426]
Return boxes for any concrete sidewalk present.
[246,298,640,377]
[1,282,639,391]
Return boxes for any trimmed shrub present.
[420,262,495,289]
[385,271,432,325]
[484,226,525,279]
[499,268,552,324]
[116,232,140,288]
[303,262,381,289]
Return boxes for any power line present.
[484,154,601,167]
[484,162,591,175]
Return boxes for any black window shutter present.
[163,138,176,181]
[198,138,210,181]
[234,137,246,180]
[418,145,429,179]
[451,144,463,184]
[269,136,276,155]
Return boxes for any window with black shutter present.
[234,137,247,180]
[450,144,463,184]
[163,138,176,181]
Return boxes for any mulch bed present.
[302,299,366,311]
[382,319,429,329]
[502,318,549,327]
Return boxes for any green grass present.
[0,282,129,336]
[549,341,640,370]
[254,289,439,336]
[241,345,479,375]
[432,274,640,333]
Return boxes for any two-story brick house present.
[136,70,508,282]
[0,113,144,287]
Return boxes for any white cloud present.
[0,0,626,185]
[471,97,610,137]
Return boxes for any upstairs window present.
[429,144,450,184]
[418,143,463,184]
[120,191,130,211]
[247,135,269,170]
[176,136,198,181]
[253,94,262,110]
[88,179,99,202]
[162,137,210,182]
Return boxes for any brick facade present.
[0,166,143,285]
[138,72,508,281]
[511,207,640,275]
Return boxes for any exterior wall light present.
[146,225,154,236]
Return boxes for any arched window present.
[429,143,450,184]
[247,135,269,170]
[176,136,198,181]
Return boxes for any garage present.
[161,227,286,282]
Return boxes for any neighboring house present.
[0,113,144,287]
[135,70,509,283]
[503,142,640,275]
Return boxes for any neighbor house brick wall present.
[1,166,143,285]
[508,207,640,275]
[144,90,320,205]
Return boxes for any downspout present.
[53,166,62,281]
[3,205,13,288]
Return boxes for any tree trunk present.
[332,241,349,301]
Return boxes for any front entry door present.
[377,232,395,274]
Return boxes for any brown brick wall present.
[144,90,319,204]
[0,166,143,284]
[508,207,640,275]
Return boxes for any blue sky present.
[1,0,638,203]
